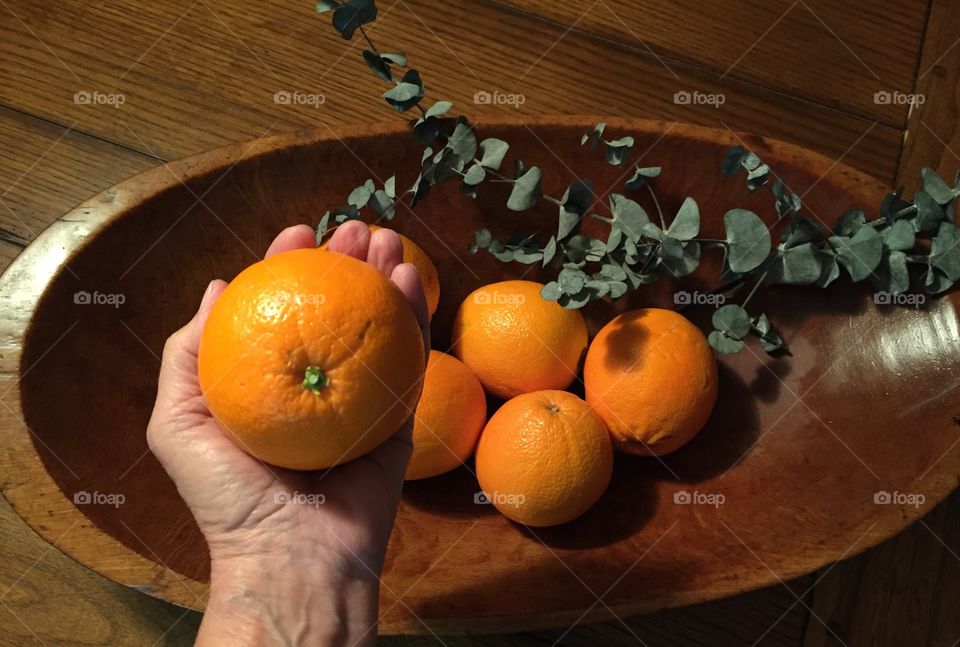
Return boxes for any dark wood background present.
[0,1,958,645]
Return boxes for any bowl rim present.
[1,115,955,634]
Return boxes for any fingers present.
[367,228,404,277]
[265,224,316,258]
[390,263,430,359]
[327,220,371,261]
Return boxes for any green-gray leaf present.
[316,0,341,13]
[724,208,771,273]
[541,281,562,301]
[542,236,557,266]
[381,52,407,66]
[581,122,605,150]
[604,136,634,166]
[713,304,751,339]
[331,0,376,39]
[829,226,882,282]
[930,221,960,281]
[625,165,661,191]
[610,194,650,241]
[383,69,424,112]
[709,330,744,354]
[922,167,956,205]
[914,189,946,232]
[667,197,699,241]
[558,268,587,295]
[507,166,542,211]
[478,138,509,171]
[833,209,865,237]
[362,50,392,82]
[883,219,915,251]
[769,242,822,285]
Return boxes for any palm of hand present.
[147,222,428,575]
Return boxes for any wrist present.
[198,549,381,647]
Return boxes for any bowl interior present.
[11,118,960,633]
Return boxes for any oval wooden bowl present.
[1,117,958,635]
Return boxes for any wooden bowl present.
[1,117,957,634]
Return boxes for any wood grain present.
[488,0,927,125]
[1,117,957,637]
[0,0,901,181]
[0,0,956,644]
[897,0,960,188]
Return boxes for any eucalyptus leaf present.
[829,226,883,282]
[883,219,915,251]
[542,236,557,266]
[316,0,341,13]
[347,180,375,208]
[667,197,700,241]
[383,69,424,112]
[922,167,956,205]
[929,221,960,281]
[914,189,945,232]
[721,146,746,175]
[478,138,509,170]
[660,241,701,277]
[447,119,478,163]
[604,136,634,166]
[713,304,751,339]
[708,330,744,354]
[507,166,542,211]
[833,209,865,236]
[581,122,605,150]
[368,189,395,219]
[331,0,376,39]
[781,215,822,248]
[362,50,392,82]
[625,166,661,191]
[558,267,587,295]
[541,281,562,301]
[610,194,650,241]
[380,52,407,66]
[872,249,910,295]
[557,180,593,240]
[724,208,772,273]
[768,242,822,285]
[926,267,954,294]
[315,212,332,243]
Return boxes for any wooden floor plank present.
[0,106,158,243]
[897,0,960,189]
[0,0,901,182]
[488,0,927,127]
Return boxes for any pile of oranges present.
[199,226,718,527]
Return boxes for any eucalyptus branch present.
[314,0,960,357]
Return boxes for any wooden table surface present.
[0,1,958,645]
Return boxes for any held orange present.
[475,390,613,527]
[198,248,425,470]
[451,280,588,399]
[583,308,717,456]
[319,224,440,317]
[405,351,487,480]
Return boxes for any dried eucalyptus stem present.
[315,0,960,355]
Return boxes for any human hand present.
[147,221,429,646]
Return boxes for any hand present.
[147,221,429,646]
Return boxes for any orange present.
[198,248,425,470]
[583,308,717,456]
[451,280,588,399]
[319,224,440,317]
[405,351,487,480]
[475,390,613,527]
